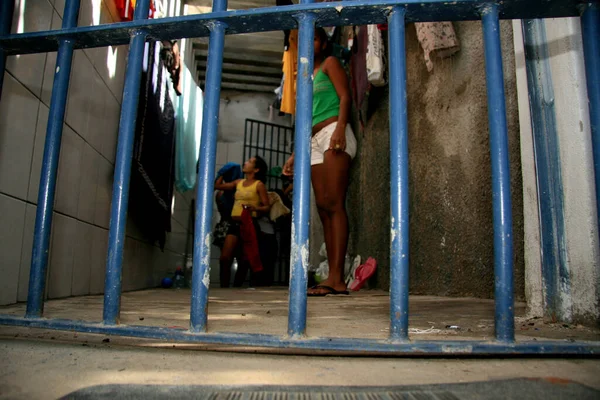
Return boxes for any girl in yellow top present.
[214,156,270,287]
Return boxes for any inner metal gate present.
[0,0,599,355]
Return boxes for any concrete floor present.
[1,288,599,341]
[1,289,599,399]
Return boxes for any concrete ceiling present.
[186,0,287,93]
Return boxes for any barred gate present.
[0,0,599,354]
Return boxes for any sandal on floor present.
[308,285,350,297]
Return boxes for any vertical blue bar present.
[25,0,81,318]
[0,0,15,102]
[190,0,227,333]
[482,5,515,343]
[522,19,568,321]
[581,3,600,240]
[287,6,315,338]
[388,6,409,341]
[102,0,150,325]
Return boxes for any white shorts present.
[310,122,357,166]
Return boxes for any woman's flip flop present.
[308,285,350,296]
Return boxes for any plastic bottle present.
[174,266,185,289]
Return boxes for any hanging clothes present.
[174,54,203,193]
[268,191,291,221]
[129,41,176,250]
[350,26,369,110]
[281,30,298,115]
[115,0,155,21]
[240,209,263,273]
[415,22,460,72]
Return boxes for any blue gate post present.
[287,1,315,338]
[388,6,410,341]
[102,0,151,325]
[190,0,228,333]
[481,4,515,342]
[581,3,600,239]
[25,0,81,318]
[0,0,15,102]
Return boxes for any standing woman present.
[215,156,270,287]
[283,28,357,296]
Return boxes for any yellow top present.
[231,180,261,218]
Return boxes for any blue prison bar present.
[0,0,600,355]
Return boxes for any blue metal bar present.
[0,0,15,103]
[0,315,599,355]
[25,0,81,318]
[522,19,568,321]
[581,3,600,243]
[388,6,410,341]
[287,3,315,338]
[190,0,228,333]
[102,0,150,325]
[481,4,515,343]
[0,1,591,57]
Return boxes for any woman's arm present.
[323,56,351,151]
[214,177,240,191]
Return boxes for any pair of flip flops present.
[348,257,377,291]
[308,257,378,296]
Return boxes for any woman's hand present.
[283,154,295,176]
[329,126,346,152]
[243,204,256,212]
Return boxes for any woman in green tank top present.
[283,28,356,296]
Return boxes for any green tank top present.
[313,69,340,127]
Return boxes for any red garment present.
[240,209,263,273]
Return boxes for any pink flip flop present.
[348,257,377,292]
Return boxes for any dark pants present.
[226,230,278,287]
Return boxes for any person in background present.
[215,156,271,287]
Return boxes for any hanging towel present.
[281,30,298,115]
[415,22,460,72]
[174,52,203,193]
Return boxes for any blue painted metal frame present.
[0,1,591,56]
[287,0,315,338]
[26,0,82,318]
[581,3,600,243]
[103,0,151,325]
[190,0,228,333]
[482,4,514,342]
[0,315,598,355]
[1,0,600,355]
[0,0,14,103]
[521,19,568,321]
[388,6,410,341]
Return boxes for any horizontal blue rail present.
[0,0,588,55]
[0,315,599,355]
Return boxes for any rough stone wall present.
[346,21,525,299]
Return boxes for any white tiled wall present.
[0,0,192,305]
